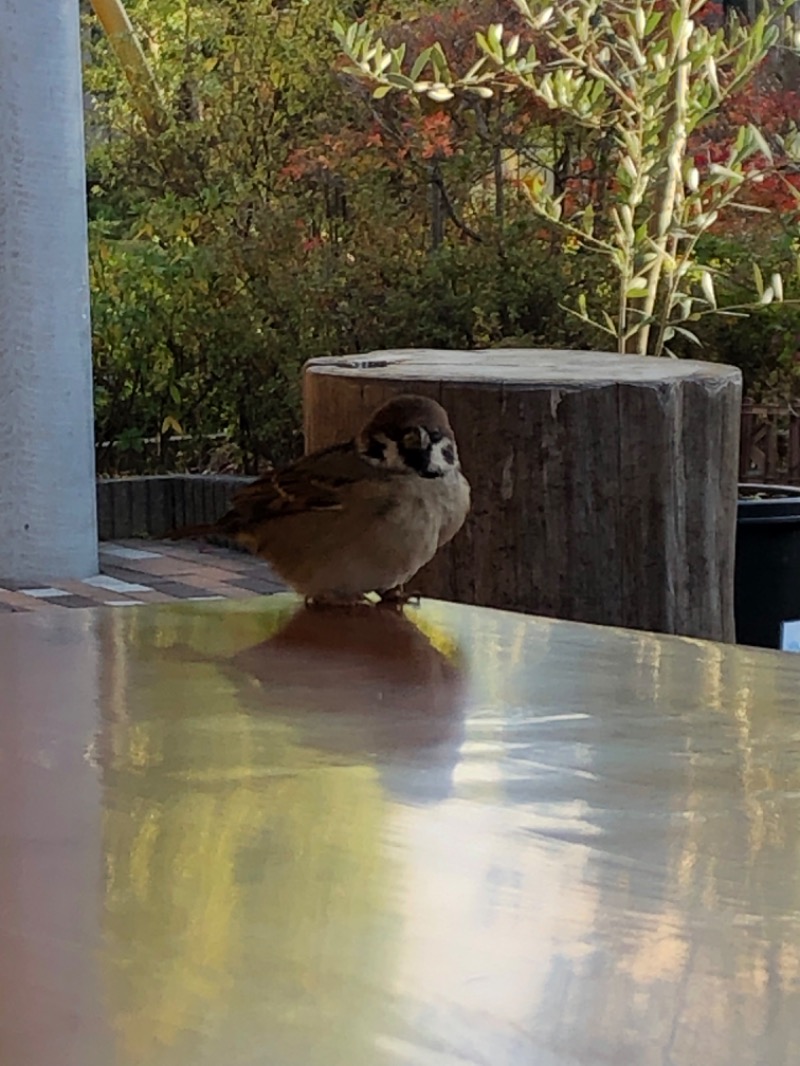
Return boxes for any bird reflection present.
[227,604,467,804]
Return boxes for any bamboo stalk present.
[89,0,166,135]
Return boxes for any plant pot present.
[735,483,800,649]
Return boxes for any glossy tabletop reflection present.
[2,596,800,1066]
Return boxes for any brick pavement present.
[0,540,286,613]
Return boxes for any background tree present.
[338,0,800,355]
[85,0,800,474]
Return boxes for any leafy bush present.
[86,0,344,470]
[340,0,800,356]
[84,0,800,473]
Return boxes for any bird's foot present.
[377,586,421,610]
[303,593,370,610]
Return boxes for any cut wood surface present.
[304,349,742,642]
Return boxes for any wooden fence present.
[95,400,800,489]
[739,400,800,485]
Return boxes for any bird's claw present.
[377,587,421,609]
[303,594,370,610]
[302,589,421,611]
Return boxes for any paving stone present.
[0,590,53,611]
[0,540,286,612]
[139,579,216,598]
[231,576,286,594]
[101,545,162,561]
[52,595,106,609]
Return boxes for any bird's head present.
[357,394,460,479]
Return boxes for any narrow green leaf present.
[700,270,716,308]
[464,57,487,81]
[532,6,554,29]
[385,72,414,88]
[747,123,773,163]
[670,9,686,41]
[430,43,450,79]
[753,262,764,295]
[645,10,664,33]
[672,325,701,345]
[410,47,432,83]
[488,22,504,49]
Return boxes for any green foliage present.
[86,0,589,472]
[90,226,304,472]
[338,0,800,356]
[685,230,800,396]
[86,0,360,471]
[86,0,800,474]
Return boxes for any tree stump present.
[304,349,742,642]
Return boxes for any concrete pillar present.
[0,0,98,581]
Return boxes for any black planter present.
[735,483,800,649]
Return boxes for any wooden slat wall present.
[739,400,800,485]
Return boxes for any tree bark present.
[89,0,165,135]
[304,349,742,642]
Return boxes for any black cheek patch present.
[399,445,429,474]
[364,437,386,461]
[442,445,455,464]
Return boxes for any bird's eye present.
[428,430,443,444]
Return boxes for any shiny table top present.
[2,596,800,1066]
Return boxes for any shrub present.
[85,0,800,473]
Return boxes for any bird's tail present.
[166,507,245,542]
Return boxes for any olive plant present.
[337,0,799,355]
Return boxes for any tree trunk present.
[89,0,165,134]
[304,349,742,642]
[0,0,98,581]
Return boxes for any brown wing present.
[168,441,394,545]
[216,440,390,538]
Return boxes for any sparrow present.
[169,394,470,605]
